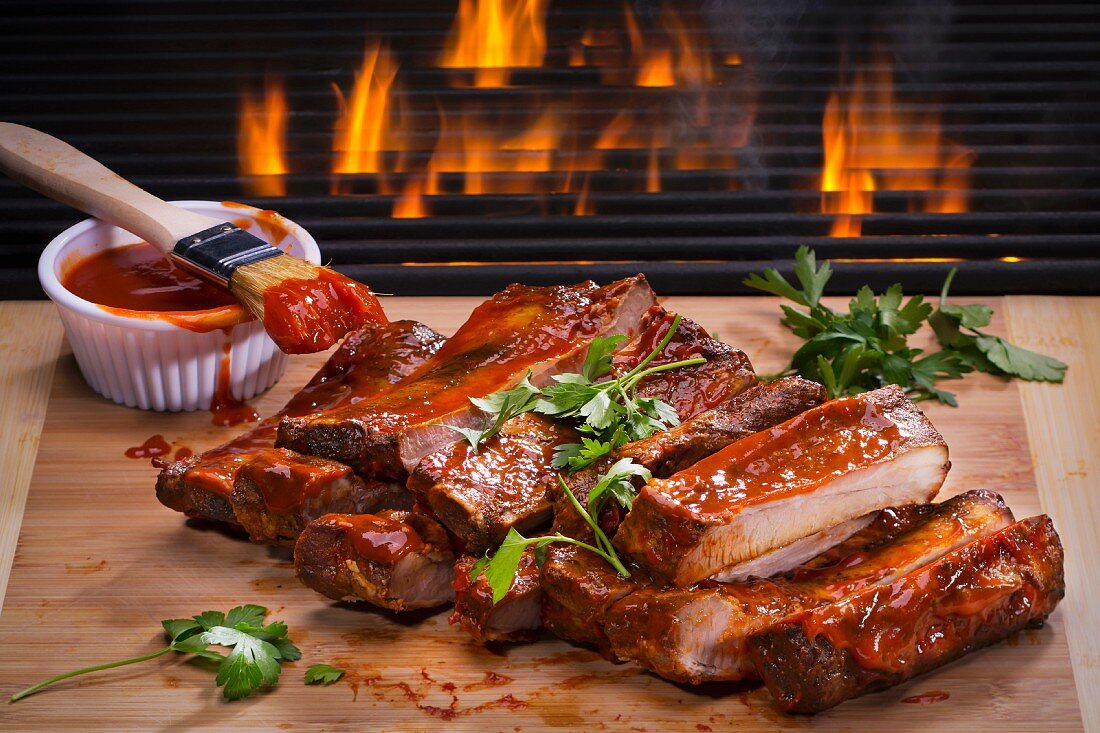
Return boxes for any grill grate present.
[1,0,1098,296]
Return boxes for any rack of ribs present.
[155,320,444,526]
[294,510,456,611]
[408,307,756,554]
[614,385,950,586]
[600,490,1015,683]
[277,276,657,479]
[748,514,1065,713]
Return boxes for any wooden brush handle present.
[0,122,224,254]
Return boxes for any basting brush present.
[0,122,387,354]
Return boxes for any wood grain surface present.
[0,296,1092,732]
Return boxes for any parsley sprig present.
[471,459,651,603]
[447,315,706,471]
[744,246,1066,405]
[10,605,300,702]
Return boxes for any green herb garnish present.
[304,664,345,686]
[10,605,300,702]
[744,246,1066,405]
[471,459,649,604]
[448,314,706,470]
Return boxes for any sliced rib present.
[451,550,543,643]
[409,307,755,553]
[614,385,950,586]
[230,448,412,545]
[294,510,455,611]
[748,514,1065,713]
[602,490,1015,683]
[278,276,657,479]
[155,320,443,523]
[552,376,827,542]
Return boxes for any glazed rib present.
[230,448,411,545]
[409,308,755,553]
[748,514,1065,713]
[451,550,544,643]
[278,276,658,479]
[155,320,444,523]
[294,510,456,611]
[601,490,1015,683]
[551,377,827,542]
[614,385,950,586]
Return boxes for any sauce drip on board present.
[124,435,171,460]
[261,268,388,354]
[901,691,950,704]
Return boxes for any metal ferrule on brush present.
[171,223,281,286]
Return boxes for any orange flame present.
[821,54,973,236]
[332,41,401,190]
[626,5,713,88]
[439,0,549,88]
[238,78,288,197]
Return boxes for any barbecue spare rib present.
[277,276,657,478]
[156,320,444,525]
[614,384,951,586]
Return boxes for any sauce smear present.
[262,269,387,354]
[63,242,238,311]
[902,691,951,704]
[125,435,172,460]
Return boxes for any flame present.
[332,41,401,189]
[238,78,288,197]
[821,53,973,236]
[574,173,594,216]
[626,5,713,88]
[439,0,549,88]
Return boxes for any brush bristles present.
[230,253,320,320]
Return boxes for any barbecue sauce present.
[261,269,388,354]
[62,242,238,313]
[323,514,426,563]
[656,396,903,516]
[211,339,259,427]
[239,450,351,513]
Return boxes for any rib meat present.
[602,490,1014,683]
[614,385,950,586]
[230,448,411,545]
[409,307,755,553]
[451,550,543,643]
[294,510,456,611]
[278,276,657,478]
[748,514,1065,713]
[552,377,827,541]
[155,320,443,523]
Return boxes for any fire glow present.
[438,0,549,88]
[820,54,974,237]
[235,1,972,234]
[237,78,288,197]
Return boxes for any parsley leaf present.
[744,249,1067,404]
[472,461,650,606]
[305,664,346,686]
[11,606,300,703]
[454,315,706,469]
[445,372,540,452]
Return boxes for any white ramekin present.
[38,200,321,411]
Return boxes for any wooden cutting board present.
[0,296,1095,732]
